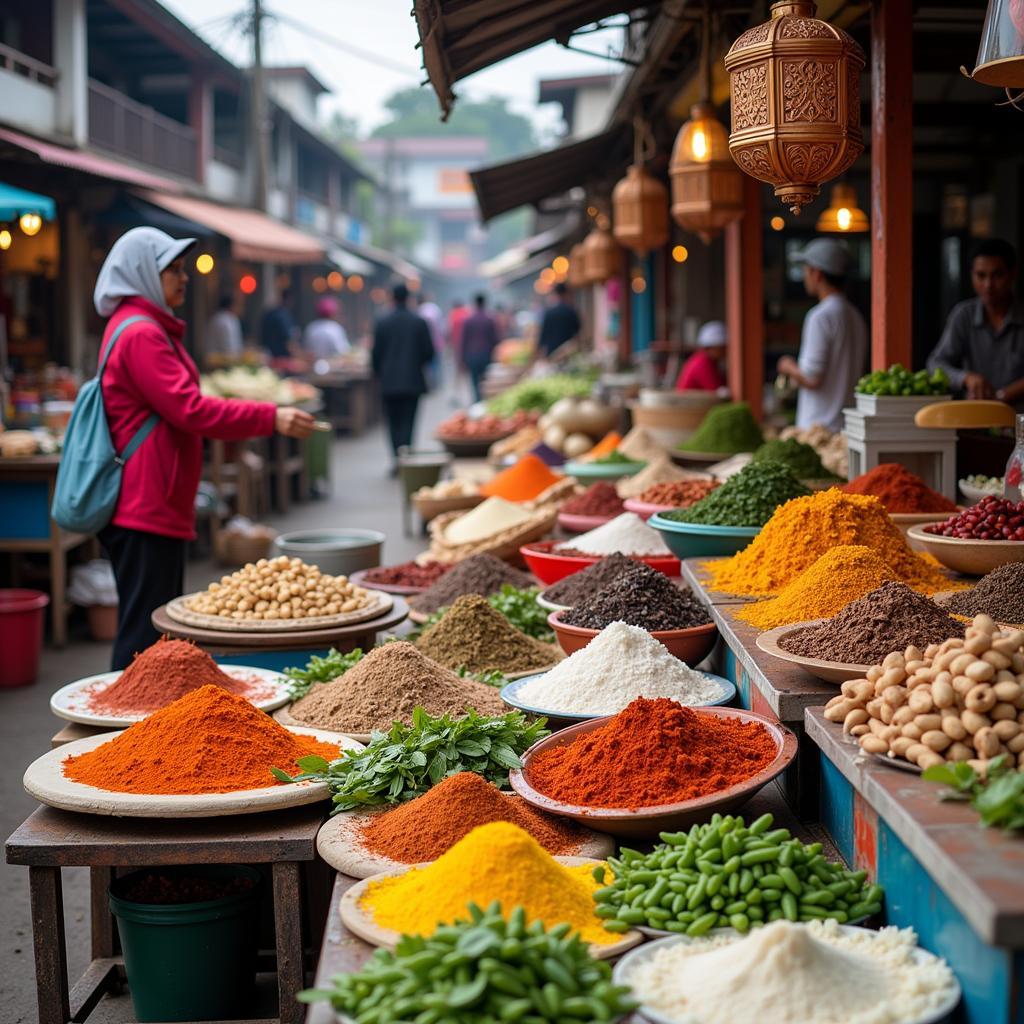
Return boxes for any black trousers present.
[99,524,187,670]
[382,395,420,457]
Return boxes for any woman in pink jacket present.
[93,227,314,668]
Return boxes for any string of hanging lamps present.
[669,2,744,242]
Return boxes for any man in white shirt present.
[302,297,351,359]
[777,238,868,432]
[205,294,244,363]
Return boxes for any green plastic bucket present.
[109,865,262,1022]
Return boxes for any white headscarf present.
[93,227,196,317]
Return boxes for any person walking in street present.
[205,293,244,365]
[372,283,435,474]
[537,282,581,357]
[776,238,868,432]
[91,227,314,669]
[461,293,499,403]
[261,287,299,359]
[302,296,351,359]
[927,238,1024,405]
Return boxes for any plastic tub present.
[272,529,385,576]
[648,514,761,559]
[110,865,262,1023]
[0,589,49,687]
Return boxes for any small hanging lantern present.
[669,5,744,242]
[612,121,670,254]
[582,215,622,284]
[567,242,589,288]
[962,0,1024,107]
[724,0,865,214]
[816,182,868,232]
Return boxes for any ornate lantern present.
[724,1,865,214]
[567,242,589,288]
[612,123,669,254]
[582,215,622,284]
[815,182,868,232]
[962,0,1024,106]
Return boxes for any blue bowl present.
[563,460,646,482]
[648,513,761,558]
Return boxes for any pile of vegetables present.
[856,364,949,396]
[486,375,595,417]
[536,396,619,460]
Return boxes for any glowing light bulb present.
[239,274,257,294]
[327,271,344,290]
[0,229,11,250]
[671,245,689,263]
[837,207,852,231]
[770,216,785,231]
[691,128,708,161]
[631,276,647,294]
[552,256,569,276]
[195,253,214,274]
[347,275,364,293]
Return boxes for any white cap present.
[697,321,727,348]
[792,238,850,277]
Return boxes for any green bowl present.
[563,460,646,482]
[648,513,760,558]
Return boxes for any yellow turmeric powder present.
[705,490,956,597]
[360,821,615,944]
[737,545,898,629]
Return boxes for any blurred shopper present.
[418,291,445,388]
[372,283,435,474]
[91,227,313,669]
[261,287,298,359]
[303,297,351,358]
[537,283,581,357]
[206,294,244,363]
[461,293,500,403]
[447,299,469,364]
[676,321,727,391]
[777,239,868,432]
[928,238,1024,403]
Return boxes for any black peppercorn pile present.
[560,562,712,631]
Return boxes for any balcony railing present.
[0,42,57,87]
[87,79,197,180]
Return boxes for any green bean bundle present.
[301,902,638,1023]
[592,812,883,936]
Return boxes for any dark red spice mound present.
[88,637,263,714]
[840,463,956,514]
[527,697,777,810]
[561,483,626,517]
[361,561,451,588]
[117,871,256,905]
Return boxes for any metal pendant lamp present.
[962,0,1024,106]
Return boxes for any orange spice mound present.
[63,685,338,795]
[704,490,956,597]
[479,453,562,502]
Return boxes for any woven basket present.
[420,507,557,566]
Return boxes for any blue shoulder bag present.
[51,316,163,534]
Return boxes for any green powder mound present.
[663,460,811,527]
[678,401,764,454]
[752,438,838,481]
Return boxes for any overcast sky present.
[162,0,624,137]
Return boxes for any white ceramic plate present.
[50,667,291,727]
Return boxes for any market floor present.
[0,388,454,1023]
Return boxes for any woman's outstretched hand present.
[275,407,316,438]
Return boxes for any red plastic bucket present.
[0,589,49,687]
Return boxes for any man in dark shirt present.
[372,284,436,473]
[537,282,581,357]
[260,287,298,359]
[460,294,499,402]
[928,239,1024,405]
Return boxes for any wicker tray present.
[412,493,483,523]
[165,590,394,633]
[422,507,558,566]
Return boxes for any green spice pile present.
[277,707,550,811]
[417,584,554,643]
[593,811,881,935]
[416,594,560,675]
[592,449,638,465]
[301,903,638,1022]
[678,401,764,455]
[662,460,811,527]
[752,438,837,480]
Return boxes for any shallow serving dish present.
[755,621,873,685]
[648,513,761,560]
[536,590,570,613]
[548,609,719,664]
[556,511,620,533]
[888,511,957,551]
[906,524,1024,576]
[563,459,647,482]
[349,567,434,597]
[509,707,797,838]
[520,540,681,585]
[958,478,1002,505]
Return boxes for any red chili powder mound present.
[841,463,956,514]
[88,638,263,714]
[359,771,588,862]
[526,697,777,810]
[64,685,339,795]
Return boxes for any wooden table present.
[6,804,326,1024]
[0,455,94,646]
[680,557,754,605]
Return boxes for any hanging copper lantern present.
[724,0,865,214]
[962,0,1024,107]
[567,242,589,288]
[669,6,744,242]
[612,122,670,254]
[582,215,622,284]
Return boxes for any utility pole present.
[250,0,269,212]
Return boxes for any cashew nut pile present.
[824,614,1024,772]
[186,556,375,621]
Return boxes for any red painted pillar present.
[870,0,913,369]
[725,175,764,420]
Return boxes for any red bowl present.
[520,540,681,585]
[547,610,718,663]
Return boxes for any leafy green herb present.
[456,665,507,688]
[922,755,1024,831]
[282,648,364,700]
[274,707,549,812]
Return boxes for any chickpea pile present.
[186,556,374,621]
[824,614,1024,773]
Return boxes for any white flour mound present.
[627,920,957,1024]
[556,512,671,556]
[516,621,722,713]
